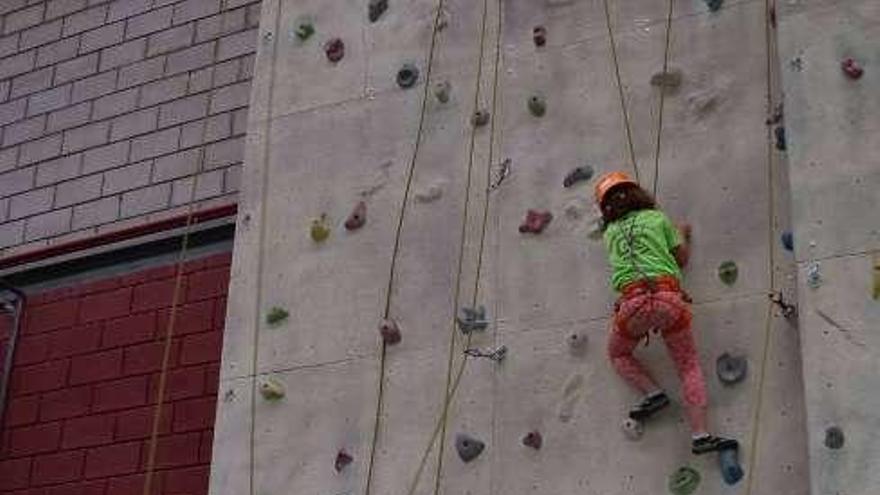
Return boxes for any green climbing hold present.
[295,22,314,41]
[668,466,701,495]
[266,307,289,326]
[718,260,738,286]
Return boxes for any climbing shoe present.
[691,435,738,455]
[628,392,670,421]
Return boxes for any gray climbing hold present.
[621,417,644,440]
[718,260,738,286]
[457,305,488,334]
[668,466,701,495]
[471,109,490,127]
[716,353,748,385]
[718,444,744,485]
[825,426,844,449]
[368,0,387,22]
[434,80,451,103]
[704,0,723,12]
[455,434,485,463]
[527,95,546,117]
[259,378,285,400]
[567,331,588,356]
[396,63,419,89]
[563,165,594,188]
[650,69,683,91]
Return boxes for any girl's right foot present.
[628,391,670,421]
[692,435,738,455]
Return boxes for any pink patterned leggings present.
[607,284,709,434]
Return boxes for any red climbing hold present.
[325,38,345,63]
[345,201,367,230]
[522,431,543,450]
[841,58,863,79]
[335,449,353,472]
[379,319,402,345]
[519,209,553,234]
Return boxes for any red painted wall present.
[0,252,231,495]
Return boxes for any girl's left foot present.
[692,435,738,455]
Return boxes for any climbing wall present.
[776,2,880,494]
[211,1,813,494]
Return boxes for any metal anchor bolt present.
[396,63,420,89]
[325,38,345,63]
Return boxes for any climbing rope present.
[652,0,675,197]
[602,0,640,182]
[364,2,449,494]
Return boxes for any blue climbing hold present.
[718,445,744,485]
[781,231,793,251]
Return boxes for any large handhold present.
[716,353,748,385]
[455,433,485,463]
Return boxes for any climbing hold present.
[368,0,388,23]
[519,210,553,234]
[335,449,353,472]
[471,109,490,127]
[488,158,511,191]
[781,231,793,251]
[668,466,701,495]
[311,215,330,242]
[266,306,289,326]
[841,58,863,80]
[650,69,683,91]
[522,431,543,450]
[621,417,644,441]
[769,291,798,319]
[455,434,485,463]
[396,63,419,89]
[259,378,285,400]
[716,353,748,385]
[774,126,786,151]
[379,318,401,345]
[527,95,546,117]
[563,165,594,188]
[704,0,723,12]
[324,38,345,63]
[345,201,367,230]
[295,22,315,41]
[718,260,738,286]
[415,183,443,203]
[457,305,489,334]
[824,426,844,449]
[718,444,744,485]
[532,26,547,47]
[434,80,451,103]
[567,331,588,356]
[806,262,822,289]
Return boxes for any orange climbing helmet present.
[594,171,638,205]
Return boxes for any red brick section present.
[0,251,231,495]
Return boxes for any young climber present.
[596,171,736,455]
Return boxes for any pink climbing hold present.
[841,58,863,79]
[345,201,367,230]
[519,209,553,234]
[522,431,543,450]
[335,449,353,472]
[325,38,345,63]
[379,319,401,345]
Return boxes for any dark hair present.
[600,183,657,224]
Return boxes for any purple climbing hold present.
[345,201,367,230]
[379,319,401,345]
[841,58,863,79]
[335,449,353,472]
[519,209,552,234]
[522,431,543,450]
[325,38,345,63]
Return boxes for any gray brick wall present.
[0,0,257,252]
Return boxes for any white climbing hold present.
[415,182,444,203]
[806,262,822,289]
[259,377,285,400]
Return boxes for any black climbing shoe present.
[692,435,738,455]
[628,392,670,421]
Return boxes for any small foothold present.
[294,22,314,41]
[704,0,723,12]
[563,165,594,188]
[266,306,289,326]
[455,433,485,463]
[668,466,701,495]
[824,426,844,450]
[841,58,863,80]
[335,449,353,472]
[263,32,273,43]
[415,183,443,203]
[368,0,388,23]
[519,209,553,234]
[567,331,588,356]
[650,69,683,91]
[522,431,543,450]
[806,262,822,289]
[527,95,546,117]
[325,38,344,63]
[781,231,793,251]
[774,126,786,151]
[621,417,644,441]
[718,444,744,485]
[718,260,738,286]
[259,378,285,400]
[716,353,748,385]
[457,305,489,334]
[471,109,490,127]
[533,26,547,47]
[434,80,451,103]
[379,318,402,345]
[345,201,367,230]
[311,215,330,242]
[396,63,419,89]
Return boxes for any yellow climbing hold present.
[259,377,285,400]
[311,214,330,242]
